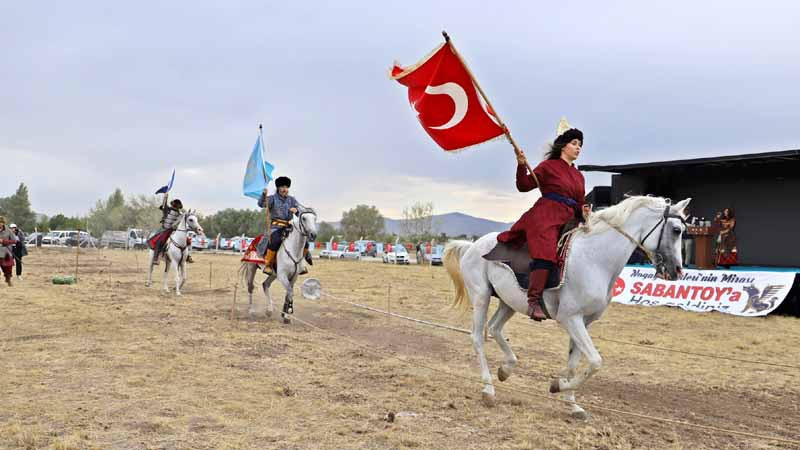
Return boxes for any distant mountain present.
[326,212,512,238]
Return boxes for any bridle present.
[281,207,317,274]
[602,204,685,277]
[169,212,201,253]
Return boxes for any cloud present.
[1,1,798,222]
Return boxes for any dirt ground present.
[1,247,799,449]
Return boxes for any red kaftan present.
[497,159,585,262]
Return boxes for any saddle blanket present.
[148,230,172,251]
[482,232,575,291]
[241,234,265,265]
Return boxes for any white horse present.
[146,211,204,296]
[443,196,690,417]
[242,205,318,323]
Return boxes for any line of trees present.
[2,183,460,242]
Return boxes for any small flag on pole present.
[243,134,274,199]
[155,169,175,194]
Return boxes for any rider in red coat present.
[497,121,590,321]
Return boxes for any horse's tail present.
[444,240,473,311]
[237,261,251,287]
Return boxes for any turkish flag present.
[391,42,504,151]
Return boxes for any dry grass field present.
[1,247,799,449]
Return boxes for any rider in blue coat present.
[257,176,312,275]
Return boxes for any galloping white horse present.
[146,211,204,296]
[444,196,689,417]
[243,205,318,323]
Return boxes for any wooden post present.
[441,31,539,186]
[230,281,238,321]
[387,285,391,324]
[74,229,80,284]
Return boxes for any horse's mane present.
[584,196,670,235]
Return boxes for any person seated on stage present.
[715,207,738,268]
[149,199,184,265]
[257,176,313,275]
[496,118,591,321]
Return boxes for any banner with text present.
[611,267,796,316]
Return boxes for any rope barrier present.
[287,312,800,447]
[320,290,800,370]
[321,292,471,335]
[593,336,800,370]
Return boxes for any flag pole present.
[441,31,538,184]
[260,124,271,246]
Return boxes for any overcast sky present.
[2,1,798,222]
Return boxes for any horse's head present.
[292,205,318,242]
[184,210,204,236]
[643,198,690,281]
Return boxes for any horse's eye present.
[673,227,681,235]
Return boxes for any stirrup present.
[262,265,274,275]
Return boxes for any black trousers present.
[13,254,22,276]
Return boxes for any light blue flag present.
[243,135,275,199]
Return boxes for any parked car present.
[354,240,377,257]
[213,236,233,250]
[382,245,410,264]
[65,231,98,248]
[319,247,345,259]
[232,235,254,252]
[341,248,362,260]
[42,230,71,246]
[25,232,42,246]
[422,245,444,266]
[188,231,210,250]
[100,228,147,249]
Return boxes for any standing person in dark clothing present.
[10,224,27,280]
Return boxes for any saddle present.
[483,221,578,291]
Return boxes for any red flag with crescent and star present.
[390,42,504,151]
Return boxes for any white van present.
[42,230,70,246]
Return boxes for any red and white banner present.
[611,267,796,316]
[390,42,504,151]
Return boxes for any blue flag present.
[243,135,274,199]
[155,169,175,194]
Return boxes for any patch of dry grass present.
[1,247,798,449]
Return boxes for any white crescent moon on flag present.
[424,82,468,130]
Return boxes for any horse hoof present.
[481,392,496,408]
[570,410,589,420]
[498,366,511,382]
[549,379,561,394]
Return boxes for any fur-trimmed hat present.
[275,176,291,188]
[554,128,583,146]
[170,199,183,209]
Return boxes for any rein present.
[167,213,200,254]
[280,209,317,277]
[598,205,685,275]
